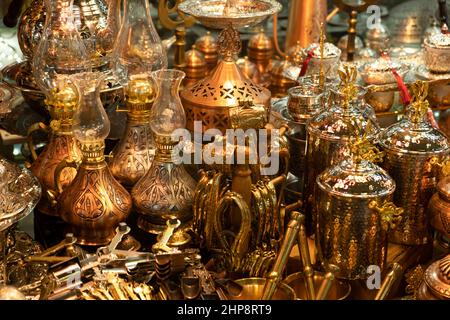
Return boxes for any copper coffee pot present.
[27,86,82,216]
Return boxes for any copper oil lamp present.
[56,73,132,246]
[131,69,196,246]
[28,0,89,216]
[109,76,156,189]
[108,0,168,189]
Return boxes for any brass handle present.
[27,122,49,161]
[368,200,403,231]
[214,190,252,271]
[430,155,450,177]
[262,211,302,300]
[297,213,315,300]
[316,264,339,300]
[374,262,402,300]
[54,159,80,194]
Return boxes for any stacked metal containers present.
[303,67,380,227]
[379,81,450,245]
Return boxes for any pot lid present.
[379,82,449,154]
[195,31,218,53]
[249,29,273,51]
[366,22,390,42]
[317,159,395,198]
[185,46,207,68]
[307,100,379,141]
[379,118,450,154]
[424,254,450,299]
[306,42,341,59]
[425,25,450,48]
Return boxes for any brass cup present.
[283,272,351,300]
[365,91,395,113]
[227,278,296,300]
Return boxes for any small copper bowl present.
[227,278,296,300]
[283,272,351,300]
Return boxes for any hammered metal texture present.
[315,190,390,280]
[382,151,444,245]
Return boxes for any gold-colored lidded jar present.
[303,85,380,223]
[248,29,273,83]
[195,31,218,73]
[269,58,297,98]
[236,56,262,85]
[184,46,208,88]
[378,82,450,245]
[316,158,397,280]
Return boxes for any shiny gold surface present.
[227,278,295,300]
[57,141,132,246]
[248,29,273,84]
[109,77,155,188]
[195,31,219,73]
[184,46,208,88]
[27,86,82,216]
[285,0,327,50]
[283,271,351,300]
[132,135,197,234]
[181,26,271,133]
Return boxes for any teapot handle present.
[54,159,80,194]
[27,122,49,161]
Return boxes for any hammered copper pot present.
[428,176,450,240]
[379,115,450,245]
[316,159,397,280]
